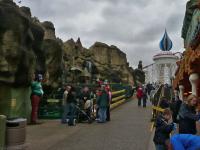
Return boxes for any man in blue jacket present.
[169,134,200,150]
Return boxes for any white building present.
[144,30,180,85]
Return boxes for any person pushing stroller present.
[78,87,93,122]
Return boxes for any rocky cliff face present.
[62,40,135,84]
[0,0,37,86]
[42,21,63,87]
[0,0,135,87]
[0,0,64,88]
[89,42,134,83]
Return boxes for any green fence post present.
[0,115,6,150]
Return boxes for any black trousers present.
[106,106,110,121]
[143,97,147,107]
[96,107,99,118]
[138,97,142,106]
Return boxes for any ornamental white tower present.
[153,30,179,85]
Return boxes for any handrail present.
[111,99,126,109]
[112,90,125,96]
[112,95,126,102]
[110,88,129,109]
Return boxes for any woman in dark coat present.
[178,94,200,134]
[66,87,77,125]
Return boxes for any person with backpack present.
[136,85,143,107]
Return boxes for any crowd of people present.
[135,82,200,150]
[61,83,112,125]
[136,83,155,107]
[152,92,200,149]
[31,73,200,149]
[29,73,114,125]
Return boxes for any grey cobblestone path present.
[27,99,153,150]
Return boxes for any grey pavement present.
[26,99,154,150]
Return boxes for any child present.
[153,109,175,150]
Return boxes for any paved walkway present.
[26,99,153,150]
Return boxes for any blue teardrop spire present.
[159,29,173,51]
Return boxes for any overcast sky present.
[16,0,188,68]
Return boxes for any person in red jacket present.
[136,85,143,107]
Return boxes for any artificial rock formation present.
[0,0,136,87]
[0,0,35,86]
[89,42,134,83]
[0,0,36,119]
[0,0,138,121]
[20,6,46,75]
[42,21,63,87]
[63,40,135,84]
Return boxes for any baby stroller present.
[76,98,94,124]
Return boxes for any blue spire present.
[159,29,173,51]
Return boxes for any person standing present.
[136,85,143,107]
[66,86,77,126]
[31,74,44,124]
[97,86,109,123]
[178,94,200,134]
[159,97,170,109]
[105,86,112,121]
[170,96,182,123]
[61,85,71,124]
[142,87,147,107]
[153,109,175,150]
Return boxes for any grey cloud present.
[166,11,184,33]
[18,0,187,67]
[91,0,153,7]
[132,25,165,45]
[123,43,159,68]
